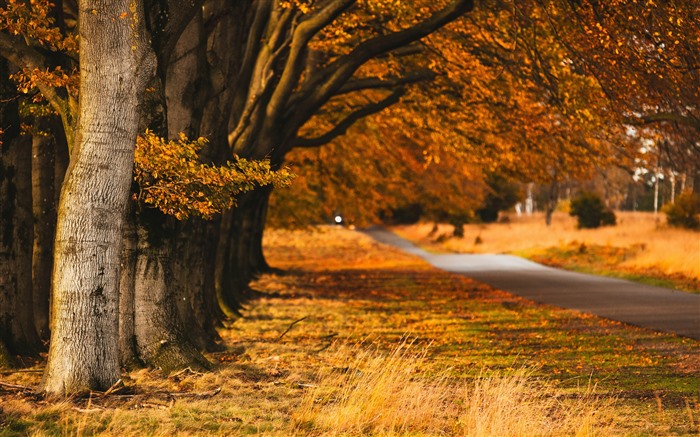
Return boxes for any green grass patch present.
[518,243,699,293]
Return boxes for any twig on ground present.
[168,386,222,399]
[0,380,34,391]
[103,378,124,396]
[169,367,204,379]
[277,316,309,341]
[0,369,43,375]
[72,407,105,413]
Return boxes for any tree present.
[0,59,42,363]
[201,0,477,316]
[39,0,157,395]
[531,0,700,185]
[271,0,631,229]
[476,172,521,223]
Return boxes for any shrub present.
[449,213,471,238]
[569,192,616,229]
[476,172,521,223]
[664,191,700,230]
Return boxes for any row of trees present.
[1,0,478,395]
[270,0,700,228]
[1,0,698,397]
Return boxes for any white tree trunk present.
[42,0,155,395]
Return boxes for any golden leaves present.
[280,0,311,14]
[0,0,78,53]
[134,131,294,220]
[10,66,78,100]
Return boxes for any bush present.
[476,172,521,223]
[569,192,616,229]
[664,191,700,230]
[448,213,471,238]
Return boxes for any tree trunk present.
[250,186,273,274]
[215,209,243,317]
[42,0,156,396]
[217,193,258,314]
[31,125,58,340]
[164,10,208,140]
[172,219,225,351]
[118,210,140,368]
[0,339,14,368]
[545,180,559,227]
[132,212,210,373]
[0,60,42,358]
[0,133,42,357]
[216,187,275,314]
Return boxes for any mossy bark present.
[132,212,211,373]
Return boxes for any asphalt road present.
[363,227,700,340]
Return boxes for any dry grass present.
[294,341,614,436]
[393,211,700,284]
[0,226,697,436]
[294,341,455,435]
[459,370,610,437]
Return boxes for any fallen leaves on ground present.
[0,226,697,435]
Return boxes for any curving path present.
[363,227,700,340]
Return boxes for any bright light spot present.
[334,215,342,224]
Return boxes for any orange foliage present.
[134,131,294,220]
[1,0,78,103]
[0,0,77,52]
[272,1,644,226]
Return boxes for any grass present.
[0,226,698,435]
[392,211,700,292]
[294,342,614,436]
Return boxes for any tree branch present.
[227,3,298,153]
[292,87,405,149]
[266,0,356,122]
[231,0,273,110]
[625,112,700,132]
[337,70,436,95]
[285,0,474,137]
[0,32,74,137]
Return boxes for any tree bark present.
[31,123,58,340]
[249,186,273,274]
[164,10,208,140]
[42,0,156,396]
[132,212,211,373]
[215,209,246,317]
[0,133,41,357]
[118,210,140,368]
[216,187,274,313]
[172,219,225,351]
[0,60,42,358]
